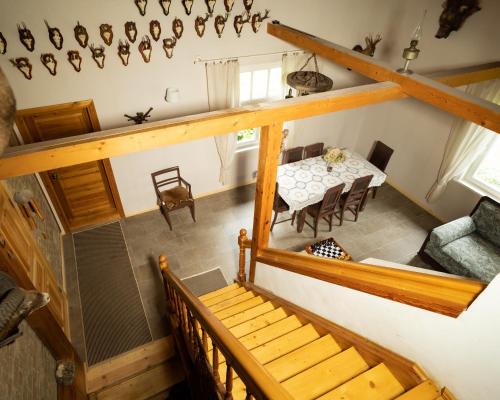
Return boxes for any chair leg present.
[271,211,278,232]
[291,211,296,226]
[360,191,368,211]
[314,216,319,238]
[189,203,196,222]
[372,187,378,199]
[161,207,173,230]
[329,214,333,232]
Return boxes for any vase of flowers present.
[323,147,347,171]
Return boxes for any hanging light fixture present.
[286,54,333,96]
[397,10,427,75]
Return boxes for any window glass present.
[268,67,282,99]
[472,137,500,194]
[252,69,269,100]
[240,71,251,103]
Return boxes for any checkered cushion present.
[311,238,347,260]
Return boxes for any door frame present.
[15,100,124,232]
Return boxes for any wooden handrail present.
[256,247,486,317]
[159,256,293,400]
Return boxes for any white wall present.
[2,0,499,216]
[255,261,500,400]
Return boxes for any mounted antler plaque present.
[182,0,194,15]
[135,0,148,16]
[224,0,235,13]
[67,51,82,72]
[45,21,63,50]
[10,57,32,80]
[214,14,229,38]
[0,33,6,55]
[125,22,138,43]
[159,0,171,16]
[74,22,89,48]
[100,24,114,46]
[150,20,161,41]
[243,0,253,12]
[17,23,35,52]
[205,0,217,17]
[40,53,57,76]
[138,36,152,62]
[172,18,184,39]
[352,34,382,57]
[234,11,250,37]
[195,14,210,38]
[162,36,176,58]
[118,40,131,66]
[251,10,270,33]
[90,44,106,68]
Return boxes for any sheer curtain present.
[205,59,240,185]
[426,79,500,202]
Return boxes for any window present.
[463,133,500,198]
[237,63,282,148]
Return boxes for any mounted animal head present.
[0,33,6,55]
[17,23,35,52]
[138,36,152,62]
[125,21,138,43]
[214,13,229,38]
[0,67,16,155]
[205,0,217,16]
[182,0,194,15]
[352,33,382,57]
[10,57,32,80]
[224,0,235,13]
[117,40,131,66]
[243,0,253,12]
[150,20,161,41]
[135,0,148,16]
[74,22,89,48]
[251,9,270,33]
[172,18,184,39]
[162,36,177,58]
[159,0,171,16]
[436,0,481,38]
[234,12,250,37]
[195,14,210,38]
[40,53,57,76]
[90,44,106,69]
[44,21,63,50]
[67,50,82,72]
[100,24,113,46]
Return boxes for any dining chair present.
[304,183,345,237]
[335,175,373,225]
[271,182,295,231]
[304,142,324,159]
[367,140,393,199]
[151,166,196,230]
[282,146,304,164]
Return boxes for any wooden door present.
[15,100,124,231]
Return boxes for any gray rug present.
[74,222,152,366]
[182,268,228,297]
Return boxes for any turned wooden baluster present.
[202,328,208,352]
[238,228,248,283]
[212,345,220,383]
[245,389,252,400]
[225,361,234,400]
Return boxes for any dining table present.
[276,150,387,233]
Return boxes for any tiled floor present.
[65,182,439,363]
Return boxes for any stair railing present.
[159,255,293,400]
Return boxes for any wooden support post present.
[225,361,234,400]
[212,346,220,383]
[249,122,283,282]
[238,229,249,283]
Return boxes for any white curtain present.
[205,60,240,185]
[426,79,500,202]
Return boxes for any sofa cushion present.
[472,200,500,247]
[440,233,500,282]
[430,216,476,247]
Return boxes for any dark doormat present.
[181,268,228,297]
[74,222,152,365]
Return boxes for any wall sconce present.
[397,10,426,75]
[165,87,180,103]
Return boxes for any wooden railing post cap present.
[239,228,248,240]
[159,255,168,271]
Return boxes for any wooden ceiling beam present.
[267,22,500,133]
[0,63,498,179]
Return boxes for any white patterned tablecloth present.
[277,151,386,213]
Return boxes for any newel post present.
[238,229,248,283]
[159,255,169,274]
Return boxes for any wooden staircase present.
[199,283,454,400]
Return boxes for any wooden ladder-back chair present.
[367,141,393,198]
[304,142,324,159]
[271,182,295,231]
[151,166,195,230]
[335,175,373,225]
[304,183,345,238]
[282,146,304,164]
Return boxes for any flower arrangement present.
[323,147,347,164]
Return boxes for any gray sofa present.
[420,197,500,283]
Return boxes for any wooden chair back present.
[368,141,394,172]
[345,175,373,206]
[282,146,304,164]
[304,142,324,159]
[151,166,182,194]
[319,183,345,215]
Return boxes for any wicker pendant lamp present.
[286,54,333,96]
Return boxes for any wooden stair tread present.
[281,347,369,400]
[214,296,265,320]
[199,283,240,301]
[251,323,320,365]
[229,377,248,400]
[265,335,342,382]
[394,380,440,400]
[202,286,247,307]
[317,363,405,400]
[229,307,289,338]
[239,315,303,350]
[221,301,276,328]
[208,291,255,312]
